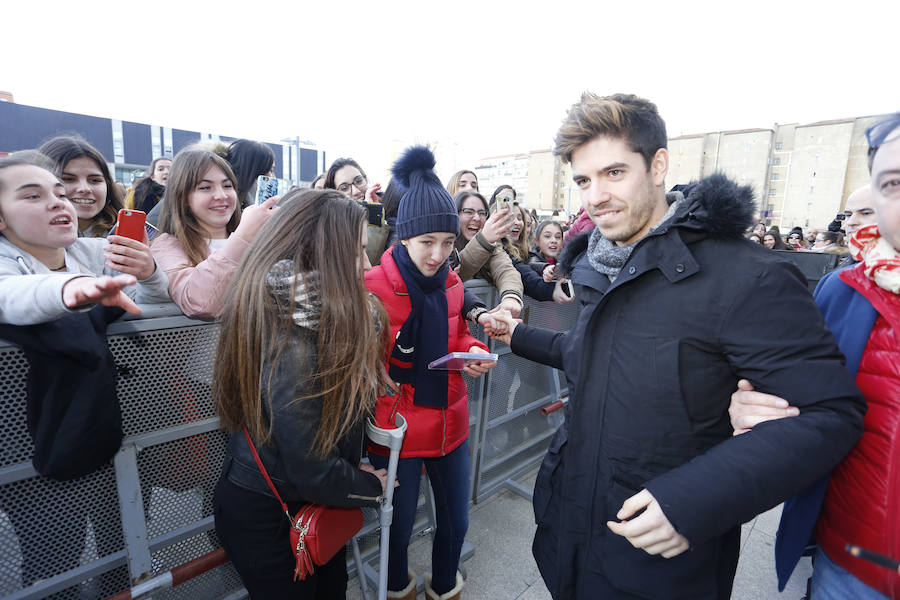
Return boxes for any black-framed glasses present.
[460,208,488,218]
[866,113,900,151]
[337,175,367,194]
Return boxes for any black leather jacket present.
[222,329,383,507]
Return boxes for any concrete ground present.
[348,470,813,600]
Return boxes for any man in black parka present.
[491,93,865,599]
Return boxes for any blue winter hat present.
[392,146,459,240]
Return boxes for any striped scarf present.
[849,224,900,294]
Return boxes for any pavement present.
[347,469,813,600]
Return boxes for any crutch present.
[358,413,406,600]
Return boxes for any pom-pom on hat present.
[393,146,459,240]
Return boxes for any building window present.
[770,173,779,181]
[768,189,776,197]
[775,141,783,151]
[772,157,781,166]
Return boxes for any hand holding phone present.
[255,175,282,205]
[115,209,147,242]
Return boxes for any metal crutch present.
[364,413,407,600]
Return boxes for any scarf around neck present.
[390,244,450,408]
[587,193,684,280]
[849,224,900,294]
[265,259,322,330]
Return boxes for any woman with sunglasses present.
[324,158,382,203]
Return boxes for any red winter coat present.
[365,246,487,458]
[816,267,900,597]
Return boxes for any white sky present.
[3,0,899,183]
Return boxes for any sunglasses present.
[866,113,900,153]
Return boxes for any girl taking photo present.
[365,147,495,600]
[150,147,277,317]
[213,189,393,598]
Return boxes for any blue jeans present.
[369,440,469,595]
[813,548,888,600]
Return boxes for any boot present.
[424,571,463,600]
[387,568,417,600]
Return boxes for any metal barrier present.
[0,283,576,599]
[773,250,843,292]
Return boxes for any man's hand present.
[607,489,690,558]
[484,310,519,345]
[62,275,141,315]
[729,379,799,435]
[105,235,156,280]
[462,345,496,378]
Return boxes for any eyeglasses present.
[460,208,488,218]
[788,234,801,239]
[337,175,367,194]
[866,113,900,152]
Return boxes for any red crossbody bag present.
[242,426,364,580]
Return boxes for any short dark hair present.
[554,92,667,170]
[454,190,488,214]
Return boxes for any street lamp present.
[280,136,301,187]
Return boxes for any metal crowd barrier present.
[0,282,576,599]
[773,250,843,292]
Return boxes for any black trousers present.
[213,474,349,599]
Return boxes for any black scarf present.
[389,244,449,408]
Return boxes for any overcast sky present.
[3,0,898,182]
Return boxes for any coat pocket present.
[533,425,567,526]
[598,479,719,599]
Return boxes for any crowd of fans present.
[0,100,897,600]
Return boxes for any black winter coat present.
[510,175,865,599]
[221,329,383,507]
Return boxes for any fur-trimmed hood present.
[558,173,755,276]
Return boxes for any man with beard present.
[489,92,865,599]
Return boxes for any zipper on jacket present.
[441,407,447,456]
[347,493,383,502]
[389,393,402,423]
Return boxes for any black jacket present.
[0,306,125,480]
[511,175,865,599]
[222,329,383,507]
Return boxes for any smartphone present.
[448,248,461,270]
[560,280,574,299]
[115,209,147,242]
[428,352,499,370]
[364,202,384,227]
[255,175,282,205]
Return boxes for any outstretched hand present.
[607,489,690,558]
[483,309,519,345]
[62,275,141,315]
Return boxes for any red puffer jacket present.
[816,268,900,597]
[365,246,487,458]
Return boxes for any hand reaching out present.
[62,275,141,315]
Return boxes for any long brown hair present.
[38,136,123,235]
[157,148,241,266]
[214,189,390,456]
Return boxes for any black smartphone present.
[364,202,384,227]
[560,280,573,299]
[448,248,461,270]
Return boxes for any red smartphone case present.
[116,209,147,242]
